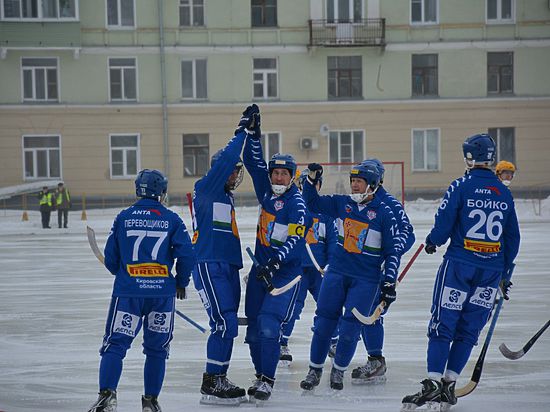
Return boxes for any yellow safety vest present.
[40,193,52,207]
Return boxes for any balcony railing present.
[308,18,385,48]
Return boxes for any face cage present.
[226,165,244,191]
[349,183,379,203]
[464,158,494,170]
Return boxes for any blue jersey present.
[243,138,308,276]
[377,186,415,256]
[428,168,520,271]
[192,131,246,269]
[303,180,400,282]
[104,198,196,298]
[302,212,337,269]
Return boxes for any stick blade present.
[351,305,383,325]
[271,275,301,296]
[499,343,524,360]
[455,380,477,398]
[86,226,105,264]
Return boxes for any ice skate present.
[279,345,293,367]
[440,380,457,411]
[87,389,117,412]
[247,374,262,398]
[199,372,241,406]
[220,374,247,403]
[327,343,337,359]
[351,355,387,385]
[329,367,344,390]
[401,379,442,411]
[300,367,323,391]
[254,377,274,406]
[141,395,161,412]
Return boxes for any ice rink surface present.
[0,199,549,412]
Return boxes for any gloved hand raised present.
[424,235,437,254]
[380,279,397,308]
[307,163,323,185]
[235,104,260,135]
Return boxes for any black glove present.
[500,279,513,300]
[250,112,261,139]
[424,235,437,254]
[307,163,323,185]
[380,279,397,308]
[257,257,280,280]
[176,287,187,300]
[235,104,260,135]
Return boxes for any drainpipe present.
[158,0,169,177]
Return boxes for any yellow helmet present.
[496,160,516,174]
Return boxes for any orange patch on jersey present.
[306,217,319,244]
[464,239,501,253]
[127,263,169,277]
[192,230,199,244]
[231,209,240,238]
[343,218,369,254]
[257,209,275,247]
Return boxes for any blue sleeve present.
[276,193,308,263]
[172,216,196,288]
[302,179,340,218]
[104,214,121,275]
[390,197,415,255]
[243,137,271,203]
[325,216,338,263]
[428,180,462,246]
[195,131,246,195]
[381,205,401,282]
[502,202,520,274]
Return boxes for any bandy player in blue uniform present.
[279,171,338,364]
[192,105,259,405]
[243,126,308,402]
[352,158,415,384]
[300,162,401,392]
[87,169,195,412]
[402,134,520,411]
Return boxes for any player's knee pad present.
[257,314,280,341]
[244,320,259,344]
[100,341,129,359]
[314,316,338,339]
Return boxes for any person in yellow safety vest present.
[496,160,516,187]
[38,186,53,229]
[55,182,71,228]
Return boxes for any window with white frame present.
[110,134,139,178]
[253,58,278,99]
[487,0,514,23]
[328,130,364,164]
[23,135,61,179]
[326,0,362,23]
[21,57,58,102]
[107,0,134,27]
[2,0,77,19]
[260,132,281,160]
[412,129,439,171]
[488,127,515,165]
[109,57,137,101]
[181,59,207,99]
[179,0,203,27]
[183,134,209,177]
[411,0,437,24]
[487,52,513,94]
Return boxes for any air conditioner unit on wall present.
[299,136,319,151]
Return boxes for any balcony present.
[308,19,385,48]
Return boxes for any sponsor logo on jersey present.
[464,239,501,253]
[288,223,306,237]
[147,311,172,334]
[132,209,151,215]
[345,204,352,213]
[127,263,169,277]
[469,286,497,309]
[148,208,162,216]
[441,286,467,310]
[113,311,139,337]
[274,200,285,211]
[367,210,377,220]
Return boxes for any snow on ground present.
[0,198,549,412]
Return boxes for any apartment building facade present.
[0,0,549,200]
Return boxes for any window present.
[487,0,514,23]
[326,0,362,23]
[2,0,77,19]
[107,0,134,28]
[412,129,439,171]
[411,0,437,24]
[183,134,209,177]
[110,134,139,178]
[253,58,278,99]
[181,59,207,99]
[23,135,61,179]
[179,0,203,26]
[251,0,276,27]
[488,127,515,164]
[327,56,362,99]
[328,130,364,164]
[260,132,281,160]
[21,58,58,102]
[488,52,513,94]
[109,58,137,101]
[412,54,438,97]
